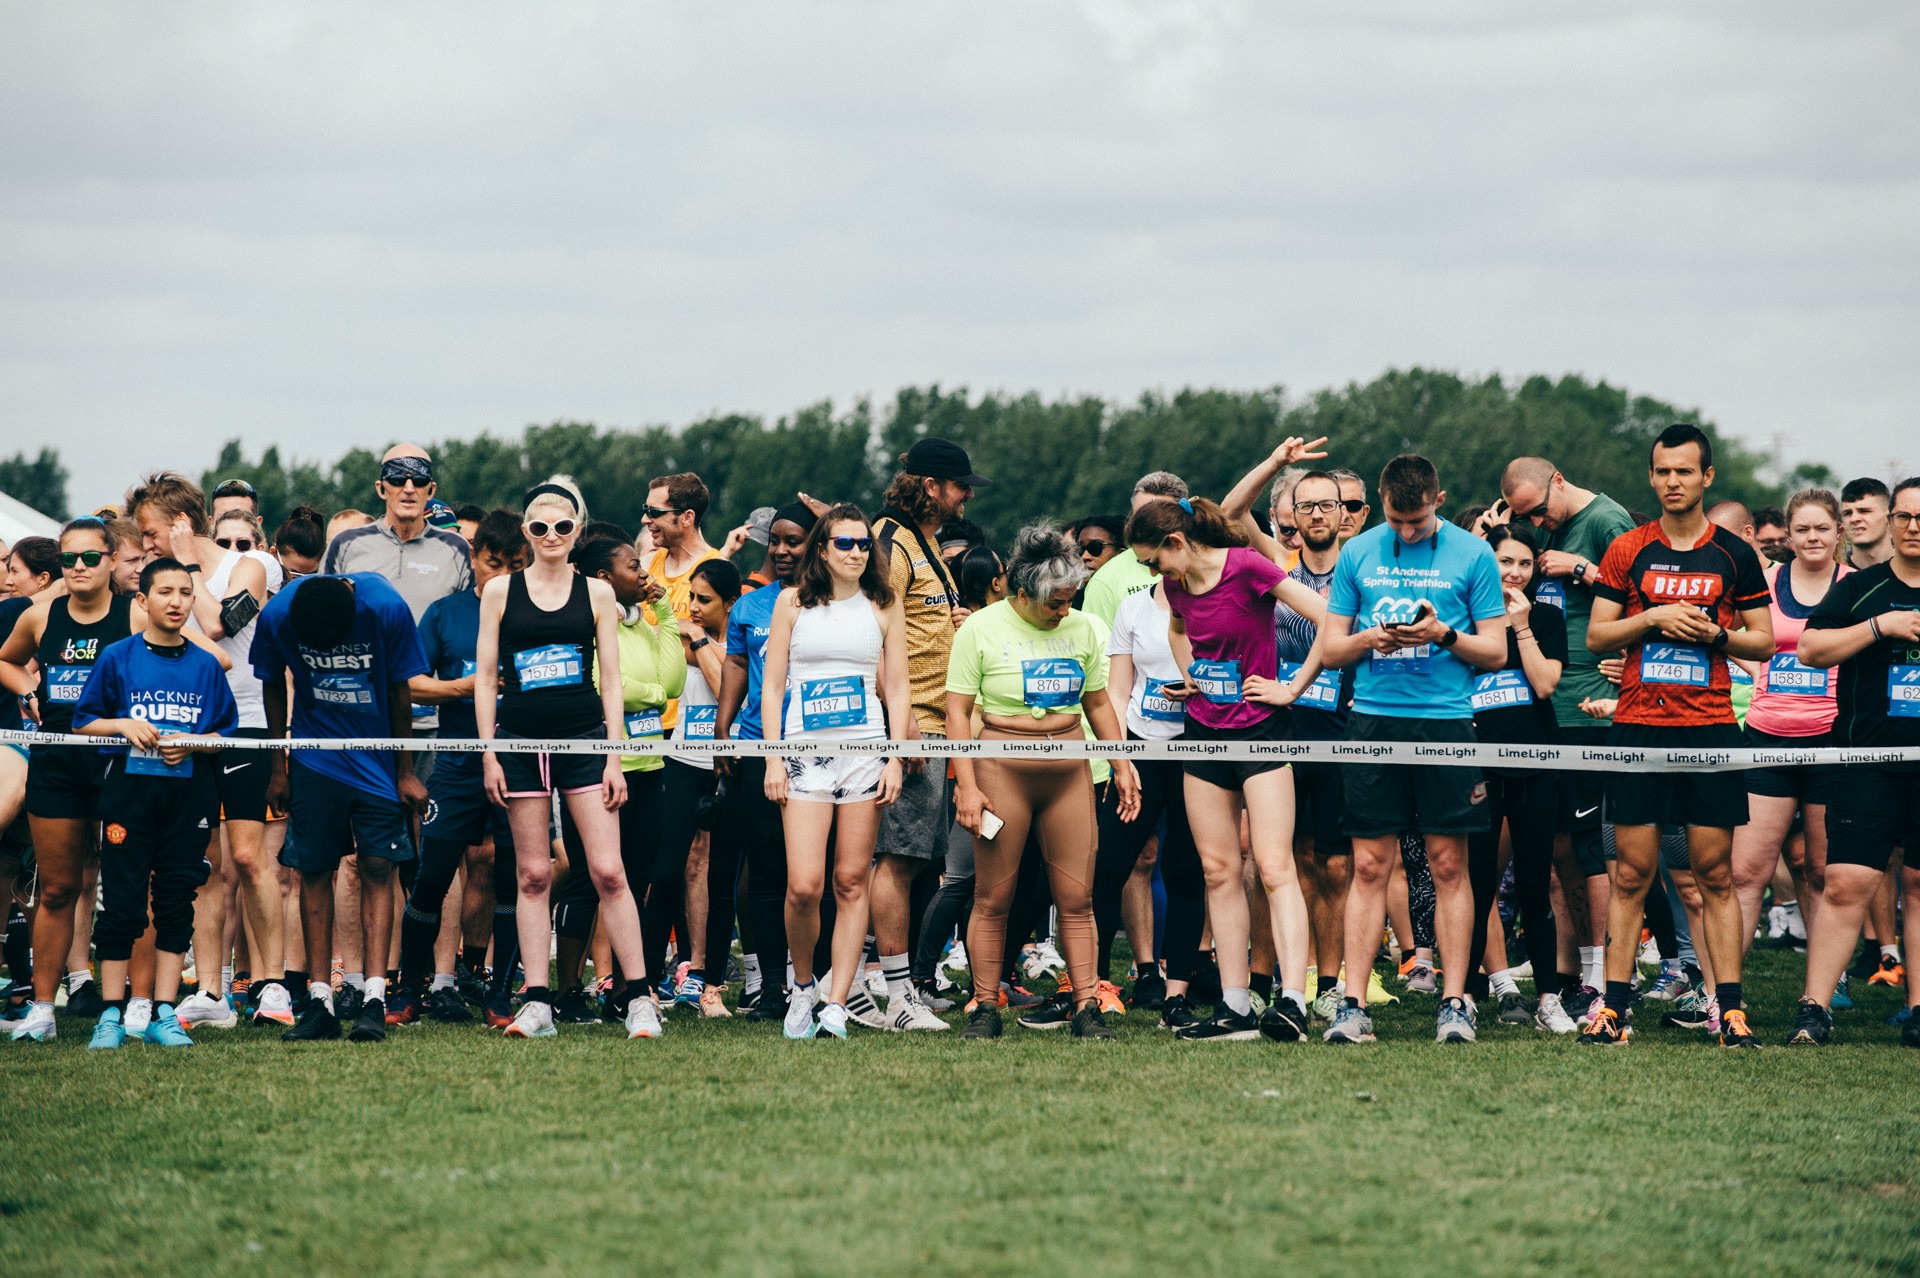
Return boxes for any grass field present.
[4,948,1917,1278]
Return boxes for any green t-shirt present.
[946,599,1109,719]
[1545,492,1635,728]
[1080,552,1156,631]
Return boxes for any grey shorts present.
[875,734,949,861]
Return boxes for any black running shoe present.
[1159,993,1200,1032]
[349,998,388,1043]
[1129,969,1167,1011]
[428,986,473,1023]
[1717,1007,1761,1049]
[64,979,105,1018]
[1258,998,1307,1042]
[1177,1005,1260,1042]
[333,984,365,1021]
[1071,1005,1115,1040]
[552,987,602,1024]
[1903,1013,1920,1050]
[963,1005,1003,1040]
[1016,995,1073,1031]
[454,961,488,1006]
[737,986,763,1014]
[1788,999,1831,1046]
[746,989,788,1022]
[282,1001,342,1042]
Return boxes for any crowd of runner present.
[2,425,1915,1049]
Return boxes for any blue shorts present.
[281,759,416,874]
[421,753,515,851]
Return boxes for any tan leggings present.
[968,724,1099,1007]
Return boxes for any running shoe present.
[455,961,489,1006]
[1577,1006,1629,1046]
[1869,956,1906,987]
[176,990,238,1030]
[844,987,888,1030]
[699,984,732,1018]
[428,986,473,1023]
[1850,945,1881,982]
[912,979,953,1013]
[65,979,105,1018]
[1070,1005,1115,1040]
[333,984,364,1021]
[863,967,887,999]
[504,1000,557,1039]
[1643,962,1690,1002]
[1176,1005,1260,1042]
[349,999,388,1043]
[963,1004,1003,1040]
[1016,996,1074,1030]
[552,987,602,1024]
[782,987,818,1040]
[1832,974,1853,1010]
[252,982,296,1027]
[942,941,969,978]
[1436,997,1476,1044]
[1783,901,1807,943]
[1095,981,1127,1016]
[87,1007,126,1050]
[8,1003,56,1042]
[1496,993,1534,1025]
[1004,983,1047,1010]
[1903,1012,1920,1049]
[1788,999,1831,1046]
[887,984,950,1032]
[1534,993,1576,1034]
[483,993,517,1029]
[737,986,763,1014]
[1129,968,1166,1011]
[1323,1004,1375,1044]
[626,997,664,1040]
[1309,988,1342,1024]
[1561,984,1600,1021]
[1718,1007,1760,1048]
[1159,994,1200,1032]
[675,972,708,1010]
[1022,940,1065,981]
[144,1007,194,1048]
[1054,970,1074,997]
[1404,964,1436,995]
[746,989,788,1022]
[1258,998,1307,1043]
[1364,969,1399,1006]
[816,1003,849,1040]
[384,991,420,1026]
[1661,991,1715,1032]
[282,1001,340,1041]
[1636,933,1661,967]
[124,1000,152,1038]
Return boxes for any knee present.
[1425,848,1465,886]
[517,865,553,897]
[1322,857,1353,893]
[1350,851,1392,889]
[357,858,394,887]
[588,866,631,900]
[1692,860,1733,896]
[786,876,824,911]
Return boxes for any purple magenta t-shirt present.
[1164,545,1286,731]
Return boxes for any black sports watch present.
[689,636,711,652]
[1710,625,1730,650]
[1437,626,1459,649]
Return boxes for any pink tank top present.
[1744,560,1845,739]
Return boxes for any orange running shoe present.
[1095,980,1127,1015]
[1869,956,1905,987]
[1577,1005,1630,1046]
[1719,1007,1761,1048]
[1055,971,1074,996]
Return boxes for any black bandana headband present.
[523,483,579,512]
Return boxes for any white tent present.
[0,490,60,549]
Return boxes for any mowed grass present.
[3,949,1916,1278]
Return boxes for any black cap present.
[902,438,991,487]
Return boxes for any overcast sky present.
[3,2,1916,512]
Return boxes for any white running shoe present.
[504,1000,557,1039]
[176,991,238,1029]
[817,1003,849,1039]
[1022,940,1065,982]
[784,986,818,1040]
[124,1000,152,1038]
[8,1003,55,1042]
[1766,904,1788,940]
[887,985,950,1032]
[1783,901,1807,942]
[844,987,888,1030]
[1507,960,1534,981]
[942,941,969,976]
[1637,936,1661,967]
[252,982,296,1027]
[1534,992,1576,1034]
[626,997,663,1040]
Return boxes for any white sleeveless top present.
[781,591,885,741]
[669,657,718,771]
[204,548,285,729]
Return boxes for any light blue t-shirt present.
[724,583,780,741]
[1327,522,1506,720]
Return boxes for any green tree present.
[0,448,70,520]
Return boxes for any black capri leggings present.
[1092,755,1203,983]
[1466,771,1559,998]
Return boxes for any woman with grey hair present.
[946,525,1140,1041]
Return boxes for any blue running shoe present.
[1888,1006,1912,1028]
[144,1006,194,1048]
[1831,974,1854,1011]
[88,1007,126,1051]
[674,972,706,1010]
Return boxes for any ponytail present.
[1123,496,1247,552]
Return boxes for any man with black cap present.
[869,438,989,1031]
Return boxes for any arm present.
[759,594,797,806]
[1511,626,1562,698]
[475,579,507,805]
[715,654,748,742]
[1169,613,1194,678]
[263,675,290,811]
[1273,576,1326,625]
[1220,435,1330,558]
[194,556,268,641]
[624,600,683,709]
[408,672,473,705]
[1723,605,1774,663]
[388,678,426,813]
[0,603,45,697]
[947,691,988,834]
[1587,597,1719,653]
[590,580,630,811]
[1800,609,1920,668]
[874,601,913,806]
[1246,637,1324,707]
[1081,687,1140,822]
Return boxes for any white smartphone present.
[979,809,1005,841]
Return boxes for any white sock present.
[431,973,457,992]
[880,953,911,1000]
[309,980,335,1013]
[785,960,796,988]
[1222,987,1252,1016]
[1882,945,1902,962]
[1490,969,1520,998]
[344,971,365,991]
[743,953,762,993]
[1580,945,1604,988]
[129,996,153,1018]
[1282,988,1307,1014]
[365,976,387,1004]
[67,969,90,993]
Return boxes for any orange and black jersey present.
[1593,521,1768,727]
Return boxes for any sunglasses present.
[215,536,255,551]
[1276,525,1298,539]
[525,519,577,539]
[379,459,435,487]
[1077,539,1115,556]
[643,505,686,520]
[61,550,107,568]
[1515,498,1551,522]
[212,478,258,499]
[830,536,873,552]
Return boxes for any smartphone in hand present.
[979,810,1005,841]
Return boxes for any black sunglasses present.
[212,478,258,499]
[1077,539,1115,556]
[829,536,874,552]
[1516,499,1551,522]
[1276,525,1298,539]
[379,459,435,487]
[643,505,686,520]
[215,537,255,551]
[60,550,107,568]
[525,518,577,539]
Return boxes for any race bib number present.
[1731,663,1753,688]
[1642,642,1709,687]
[1275,660,1340,712]
[514,643,584,690]
[1471,669,1534,712]
[624,706,665,740]
[1022,658,1085,709]
[799,677,867,731]
[1766,654,1828,697]
[1139,676,1185,723]
[46,665,91,704]
[1188,659,1242,704]
[1370,644,1433,674]
[311,671,374,706]
[127,734,190,779]
[411,702,433,718]
[682,704,718,739]
[1534,577,1567,612]
[1889,666,1920,718]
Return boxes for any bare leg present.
[686,830,711,971]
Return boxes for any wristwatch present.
[1437,626,1459,649]
[1572,559,1591,584]
[690,636,711,652]
[1710,625,1730,650]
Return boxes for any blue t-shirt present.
[1327,522,1506,720]
[250,573,429,800]
[724,584,780,741]
[0,597,30,731]
[74,635,238,774]
[417,589,481,740]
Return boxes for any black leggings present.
[914,821,974,984]
[1466,771,1559,998]
[1092,757,1202,982]
[1401,832,1435,951]
[399,835,470,989]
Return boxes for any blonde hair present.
[524,473,588,523]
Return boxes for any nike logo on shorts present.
[1575,805,1599,819]
[224,762,251,775]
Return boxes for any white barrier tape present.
[5,727,1915,772]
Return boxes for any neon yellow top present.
[945,599,1108,719]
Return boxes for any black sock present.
[462,945,489,974]
[1605,980,1632,1015]
[1716,982,1742,1013]
[1344,996,1361,1010]
[397,908,441,994]
[286,969,308,989]
[1683,963,1703,986]
[491,906,520,999]
[1317,975,1338,997]
[524,985,552,1006]
[1250,972,1273,1000]
[1135,960,1160,980]
[107,998,127,1013]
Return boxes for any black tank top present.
[497,571,602,737]
[36,594,134,734]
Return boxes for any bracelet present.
[1870,616,1883,640]
[1515,629,1534,642]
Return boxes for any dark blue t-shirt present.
[250,573,428,800]
[724,583,780,741]
[74,635,238,775]
[417,589,481,740]
[0,597,30,731]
